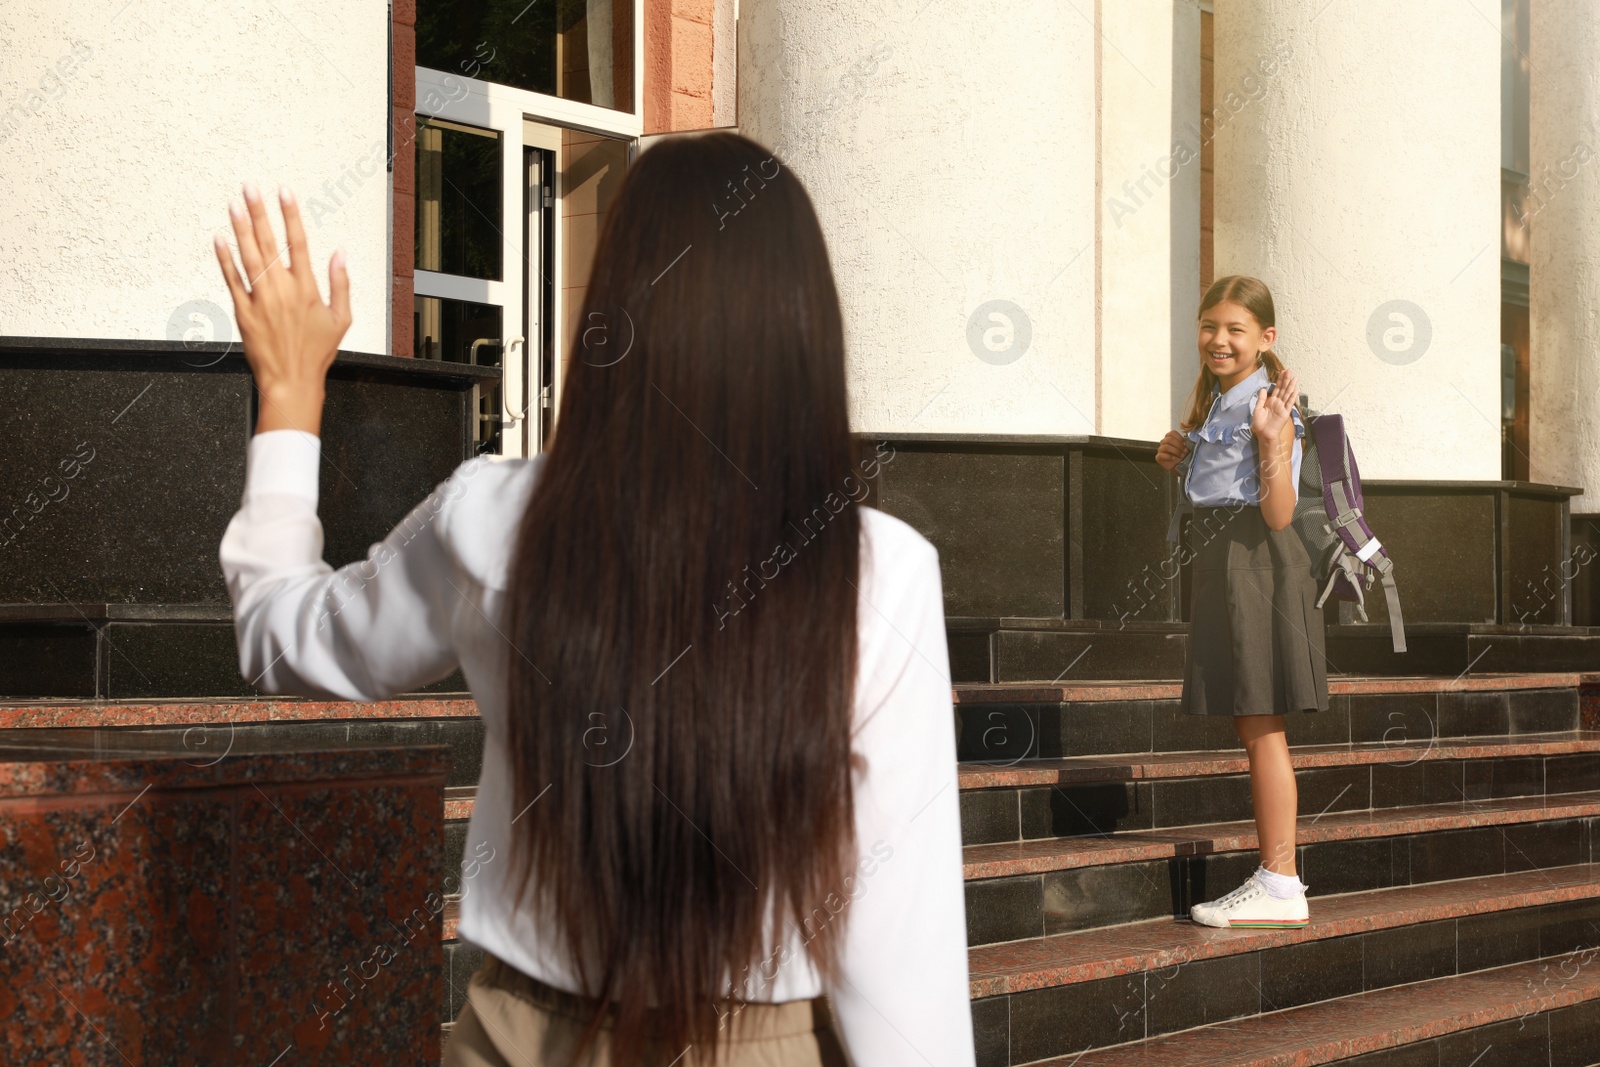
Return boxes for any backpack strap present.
[1165,449,1194,544]
[1314,416,1407,654]
[1380,567,1407,653]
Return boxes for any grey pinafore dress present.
[1171,396,1330,718]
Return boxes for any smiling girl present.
[1155,274,1330,929]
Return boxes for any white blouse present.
[219,429,976,1066]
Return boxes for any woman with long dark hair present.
[215,132,973,1065]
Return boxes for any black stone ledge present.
[868,432,1161,451]
[0,603,231,623]
[0,336,501,387]
[948,617,1185,633]
[1366,478,1582,498]
[863,432,1584,497]
[949,617,1600,637]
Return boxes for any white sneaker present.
[1189,871,1309,929]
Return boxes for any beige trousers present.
[443,954,851,1067]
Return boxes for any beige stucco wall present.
[1099,1,1204,440]
[1213,0,1501,480]
[0,1,390,354]
[1530,0,1600,510]
[737,0,1097,435]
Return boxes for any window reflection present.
[416,118,503,281]
[415,295,505,454]
[416,0,634,113]
[560,129,630,379]
[414,295,502,365]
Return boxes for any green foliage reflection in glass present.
[415,0,634,113]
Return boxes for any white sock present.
[1255,866,1307,899]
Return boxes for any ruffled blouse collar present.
[1214,363,1271,414]
[1186,364,1272,445]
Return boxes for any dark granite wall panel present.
[319,374,469,570]
[864,438,1574,639]
[0,623,98,699]
[0,357,247,604]
[1356,489,1497,624]
[1572,513,1600,627]
[1506,493,1568,625]
[105,621,255,700]
[0,343,492,699]
[0,344,490,615]
[992,629,1185,683]
[1080,451,1175,623]
[874,449,1065,618]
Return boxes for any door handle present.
[500,336,531,423]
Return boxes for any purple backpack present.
[1291,412,1406,653]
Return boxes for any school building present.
[1,0,1598,1063]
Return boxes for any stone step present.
[954,674,1586,760]
[973,880,1600,1064]
[435,876,1600,1064]
[960,734,1600,846]
[965,803,1597,947]
[1015,955,1600,1067]
[959,732,1600,790]
[437,738,1600,924]
[432,735,1600,851]
[964,789,1600,882]
[968,863,1600,999]
[952,617,1600,683]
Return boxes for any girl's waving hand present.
[1251,366,1299,444]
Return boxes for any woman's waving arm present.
[214,183,474,700]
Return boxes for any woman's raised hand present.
[1155,430,1190,474]
[1252,367,1299,445]
[214,184,351,436]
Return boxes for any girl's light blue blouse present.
[1183,363,1305,507]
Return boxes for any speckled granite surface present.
[0,729,447,1063]
[0,697,479,729]
[1054,956,1600,1066]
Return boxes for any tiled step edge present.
[964,789,1600,880]
[444,786,474,822]
[438,734,1600,824]
[968,863,1600,998]
[1046,955,1600,1067]
[958,731,1600,789]
[0,697,479,728]
[954,672,1581,706]
[3,672,1569,726]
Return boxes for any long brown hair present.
[503,132,861,1065]
[1180,274,1296,431]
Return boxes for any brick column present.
[391,0,417,358]
[644,0,716,135]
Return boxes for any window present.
[416,0,635,114]
[414,116,511,455]
[411,1,642,458]
[416,119,503,281]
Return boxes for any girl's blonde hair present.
[1180,274,1296,431]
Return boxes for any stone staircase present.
[6,672,1600,1064]
[954,674,1600,1066]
